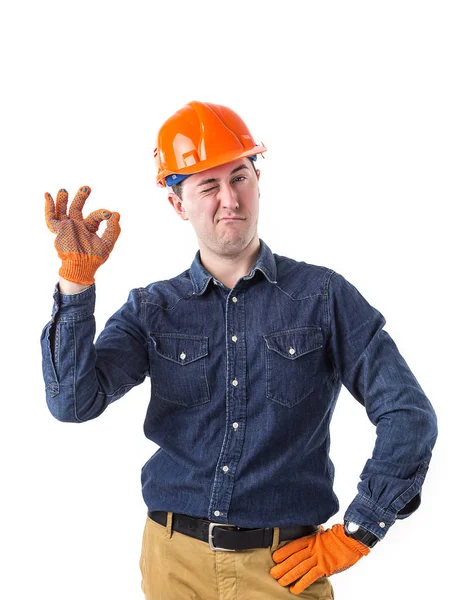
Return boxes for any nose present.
[217,182,239,209]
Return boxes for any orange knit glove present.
[45,186,121,285]
[270,524,370,595]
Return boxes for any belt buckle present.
[208,523,237,552]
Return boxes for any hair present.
[171,181,184,200]
[171,157,258,200]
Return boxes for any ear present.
[256,168,261,181]
[168,192,189,221]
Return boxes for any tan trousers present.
[139,514,334,600]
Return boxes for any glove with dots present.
[45,186,121,285]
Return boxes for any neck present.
[199,235,261,289]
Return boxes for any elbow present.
[424,403,438,450]
[45,385,81,422]
[45,384,109,423]
[407,403,438,456]
[46,399,84,423]
[45,385,89,423]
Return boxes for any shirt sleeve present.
[40,283,149,422]
[327,270,438,540]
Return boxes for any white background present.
[0,1,460,598]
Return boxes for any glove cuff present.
[59,256,103,285]
[333,524,371,556]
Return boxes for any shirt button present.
[232,296,238,303]
[379,522,386,528]
[289,347,295,355]
[222,466,229,473]
[232,379,238,387]
[233,422,239,430]
[180,352,186,360]
[232,335,238,342]
[214,510,221,517]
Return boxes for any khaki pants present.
[139,514,334,600]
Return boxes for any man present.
[42,101,438,599]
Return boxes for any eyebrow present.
[196,164,250,187]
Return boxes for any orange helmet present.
[154,101,267,187]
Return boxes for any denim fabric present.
[41,239,437,540]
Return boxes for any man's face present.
[168,158,260,258]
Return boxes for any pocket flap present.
[149,332,208,365]
[264,327,323,359]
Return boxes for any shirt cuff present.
[51,282,96,320]
[344,494,395,540]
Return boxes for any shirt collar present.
[189,238,278,296]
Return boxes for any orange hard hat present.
[154,101,267,187]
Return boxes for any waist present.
[147,510,319,551]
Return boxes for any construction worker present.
[42,101,438,599]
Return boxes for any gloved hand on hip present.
[270,524,370,595]
[45,186,121,285]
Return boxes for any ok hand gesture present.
[45,186,121,285]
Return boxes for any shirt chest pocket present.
[263,327,324,408]
[148,332,210,407]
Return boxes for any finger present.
[101,211,121,250]
[290,566,324,596]
[277,556,317,587]
[56,188,69,220]
[44,192,58,232]
[270,549,312,579]
[84,208,113,234]
[272,536,314,563]
[68,185,91,221]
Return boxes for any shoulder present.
[273,251,370,298]
[273,251,335,297]
[136,267,195,309]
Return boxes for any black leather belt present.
[148,511,319,551]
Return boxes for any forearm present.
[41,285,104,422]
[328,271,438,539]
[41,284,149,423]
[49,279,90,360]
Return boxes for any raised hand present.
[45,186,121,285]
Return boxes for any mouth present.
[219,217,245,221]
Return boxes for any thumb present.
[84,208,113,234]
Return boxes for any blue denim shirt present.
[41,239,437,540]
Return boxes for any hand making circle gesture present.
[45,186,121,285]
